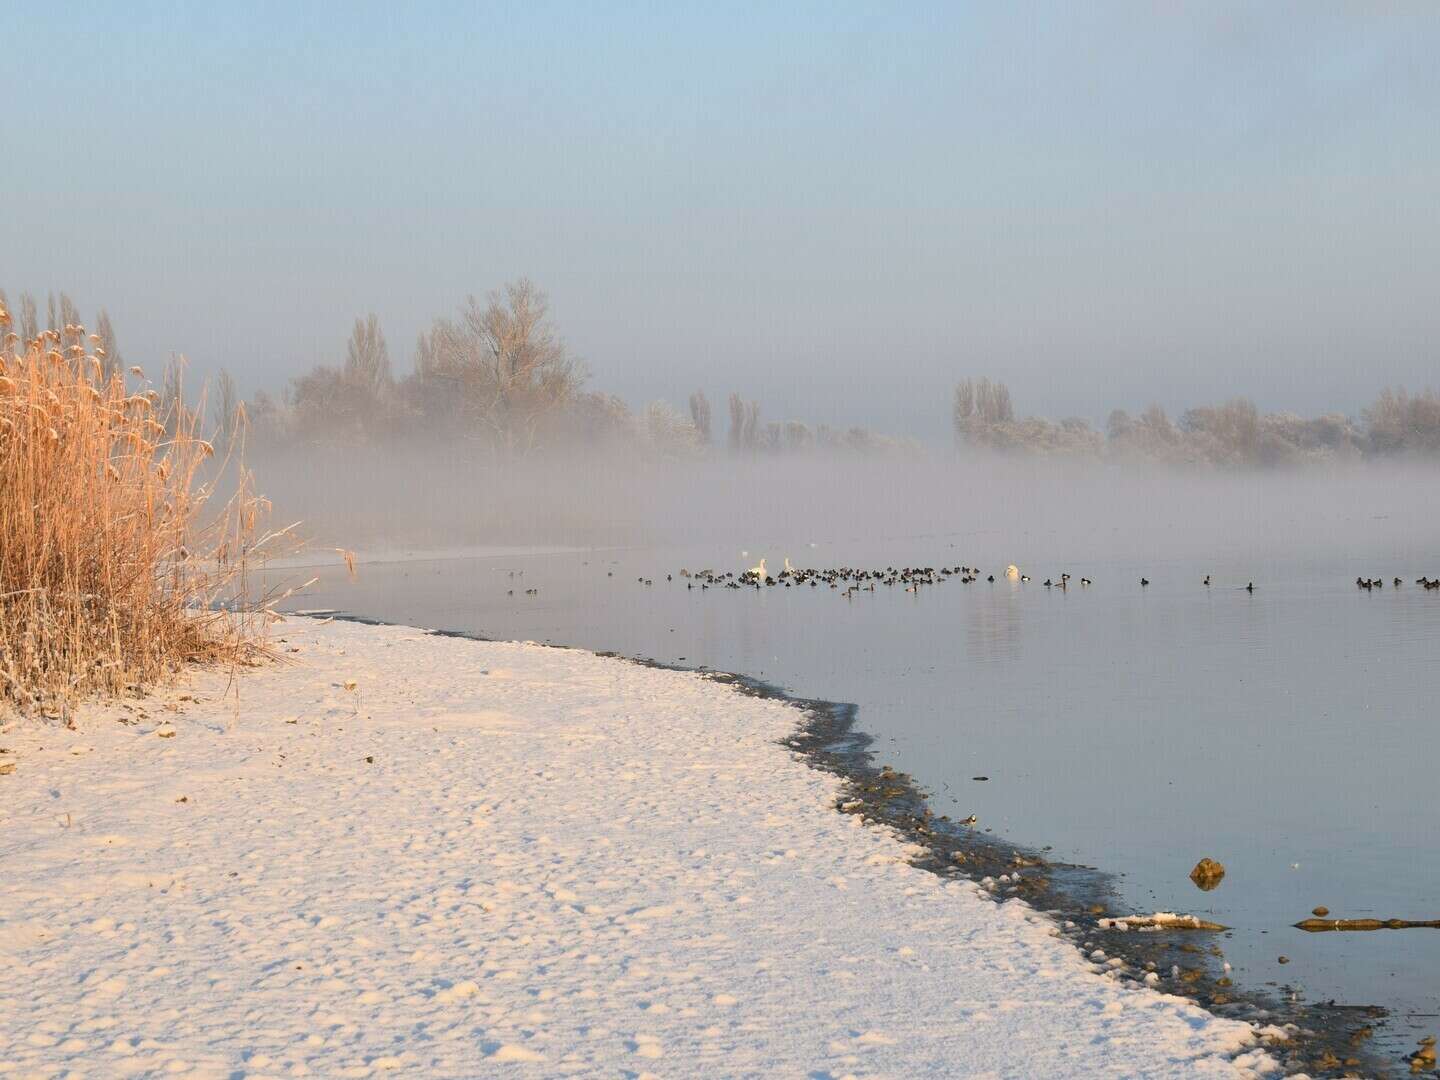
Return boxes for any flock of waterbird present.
[671,561,1221,595]
[523,561,1440,598]
[1358,575,1440,590]
[644,561,1440,597]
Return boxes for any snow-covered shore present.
[0,620,1287,1078]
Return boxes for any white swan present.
[784,557,794,574]
[1005,564,1020,581]
[749,557,767,579]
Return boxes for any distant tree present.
[567,391,634,448]
[94,309,122,379]
[742,400,760,451]
[784,420,813,453]
[412,279,584,456]
[247,389,288,442]
[1365,387,1440,456]
[1106,409,1132,441]
[952,377,1014,446]
[727,393,745,453]
[345,313,392,399]
[18,293,37,342]
[845,426,875,453]
[952,380,975,443]
[214,369,241,447]
[760,421,782,454]
[58,292,81,333]
[1139,404,1175,441]
[975,378,1014,425]
[160,359,189,436]
[1180,398,1261,465]
[645,401,701,456]
[688,391,712,444]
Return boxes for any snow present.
[0,619,1288,1078]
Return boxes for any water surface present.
[273,536,1439,1061]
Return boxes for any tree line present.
[953,377,1440,465]
[245,279,918,459]
[6,282,1435,466]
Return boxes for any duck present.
[1203,575,1211,586]
[1080,577,1092,586]
[958,814,978,827]
[1245,582,1254,593]
[1140,577,1150,587]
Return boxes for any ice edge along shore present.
[0,619,1292,1078]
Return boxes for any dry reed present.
[0,301,280,718]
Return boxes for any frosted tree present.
[415,279,584,457]
[727,393,745,453]
[18,294,37,342]
[95,309,123,378]
[345,313,393,398]
[688,391,712,444]
[214,368,242,447]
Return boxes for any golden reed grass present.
[0,301,283,718]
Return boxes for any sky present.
[4,1,1438,441]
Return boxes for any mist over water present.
[256,446,1440,569]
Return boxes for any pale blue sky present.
[5,2,1437,438]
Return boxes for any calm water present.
[273,538,1439,1058]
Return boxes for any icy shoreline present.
[0,620,1288,1077]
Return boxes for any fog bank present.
[249,446,1440,572]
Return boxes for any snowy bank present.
[0,620,1287,1078]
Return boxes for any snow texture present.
[0,620,1287,1078]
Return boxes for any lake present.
[270,520,1439,1064]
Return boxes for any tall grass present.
[0,303,276,717]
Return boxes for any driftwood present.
[1098,913,1230,931]
[1294,917,1440,932]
